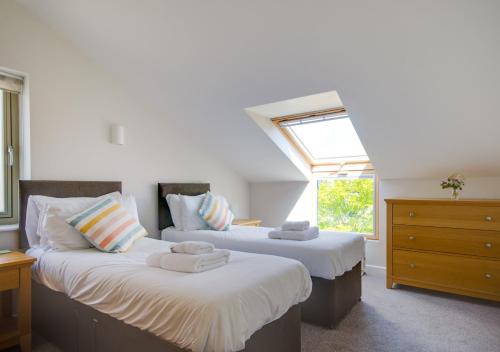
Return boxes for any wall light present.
[110,124,125,145]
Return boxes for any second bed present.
[158,183,365,328]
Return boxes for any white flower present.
[449,173,465,182]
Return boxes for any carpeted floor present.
[10,269,500,352]
[302,268,500,352]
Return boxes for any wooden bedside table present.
[232,219,262,227]
[0,252,36,352]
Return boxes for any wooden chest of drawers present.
[386,199,500,302]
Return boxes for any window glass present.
[0,88,19,223]
[317,175,375,235]
[285,116,368,163]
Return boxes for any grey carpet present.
[11,269,500,352]
[302,268,500,352]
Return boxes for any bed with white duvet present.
[158,182,364,329]
[28,237,311,352]
[162,225,364,280]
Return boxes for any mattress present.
[27,237,311,352]
[162,225,365,280]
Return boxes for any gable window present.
[272,107,378,239]
[317,174,377,239]
[0,73,21,225]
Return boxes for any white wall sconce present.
[110,124,125,145]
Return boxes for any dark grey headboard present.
[158,183,210,230]
[19,180,122,250]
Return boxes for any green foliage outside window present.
[317,177,374,234]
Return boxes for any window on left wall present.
[0,74,21,225]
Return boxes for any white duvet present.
[28,237,311,352]
[162,226,365,280]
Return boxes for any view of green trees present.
[317,177,374,234]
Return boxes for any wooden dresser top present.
[385,198,500,206]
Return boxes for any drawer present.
[0,268,19,291]
[393,203,500,231]
[393,250,500,297]
[393,225,500,258]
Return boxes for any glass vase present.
[451,188,459,200]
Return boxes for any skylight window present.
[272,108,371,172]
[262,98,377,238]
[283,114,367,163]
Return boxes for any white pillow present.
[121,194,139,220]
[34,193,139,251]
[38,205,91,251]
[25,197,41,247]
[166,194,183,230]
[180,194,208,231]
[26,192,121,247]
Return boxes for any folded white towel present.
[146,249,231,273]
[145,252,164,267]
[170,241,215,255]
[268,226,319,241]
[281,221,310,231]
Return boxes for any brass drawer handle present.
[484,273,492,279]
[408,235,416,240]
[485,216,493,222]
[485,242,492,249]
[409,211,416,218]
[409,263,416,269]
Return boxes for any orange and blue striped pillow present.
[66,197,146,252]
[198,192,234,231]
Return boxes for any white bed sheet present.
[27,237,311,352]
[162,226,365,280]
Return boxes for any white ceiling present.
[18,0,500,181]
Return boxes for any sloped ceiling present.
[18,0,500,180]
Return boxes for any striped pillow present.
[66,197,147,253]
[198,192,234,231]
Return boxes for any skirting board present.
[365,265,386,275]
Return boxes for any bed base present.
[302,261,361,328]
[32,282,301,352]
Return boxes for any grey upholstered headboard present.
[19,180,122,250]
[158,183,210,231]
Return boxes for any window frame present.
[271,107,374,173]
[0,90,20,225]
[273,107,379,240]
[314,173,379,240]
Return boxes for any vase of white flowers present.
[440,174,465,200]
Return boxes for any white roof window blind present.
[272,108,373,174]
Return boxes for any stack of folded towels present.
[146,241,230,273]
[268,221,319,241]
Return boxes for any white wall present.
[18,1,500,184]
[250,177,500,267]
[0,1,249,249]
[249,182,313,227]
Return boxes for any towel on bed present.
[281,221,310,231]
[170,241,215,255]
[146,249,230,273]
[268,226,319,241]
